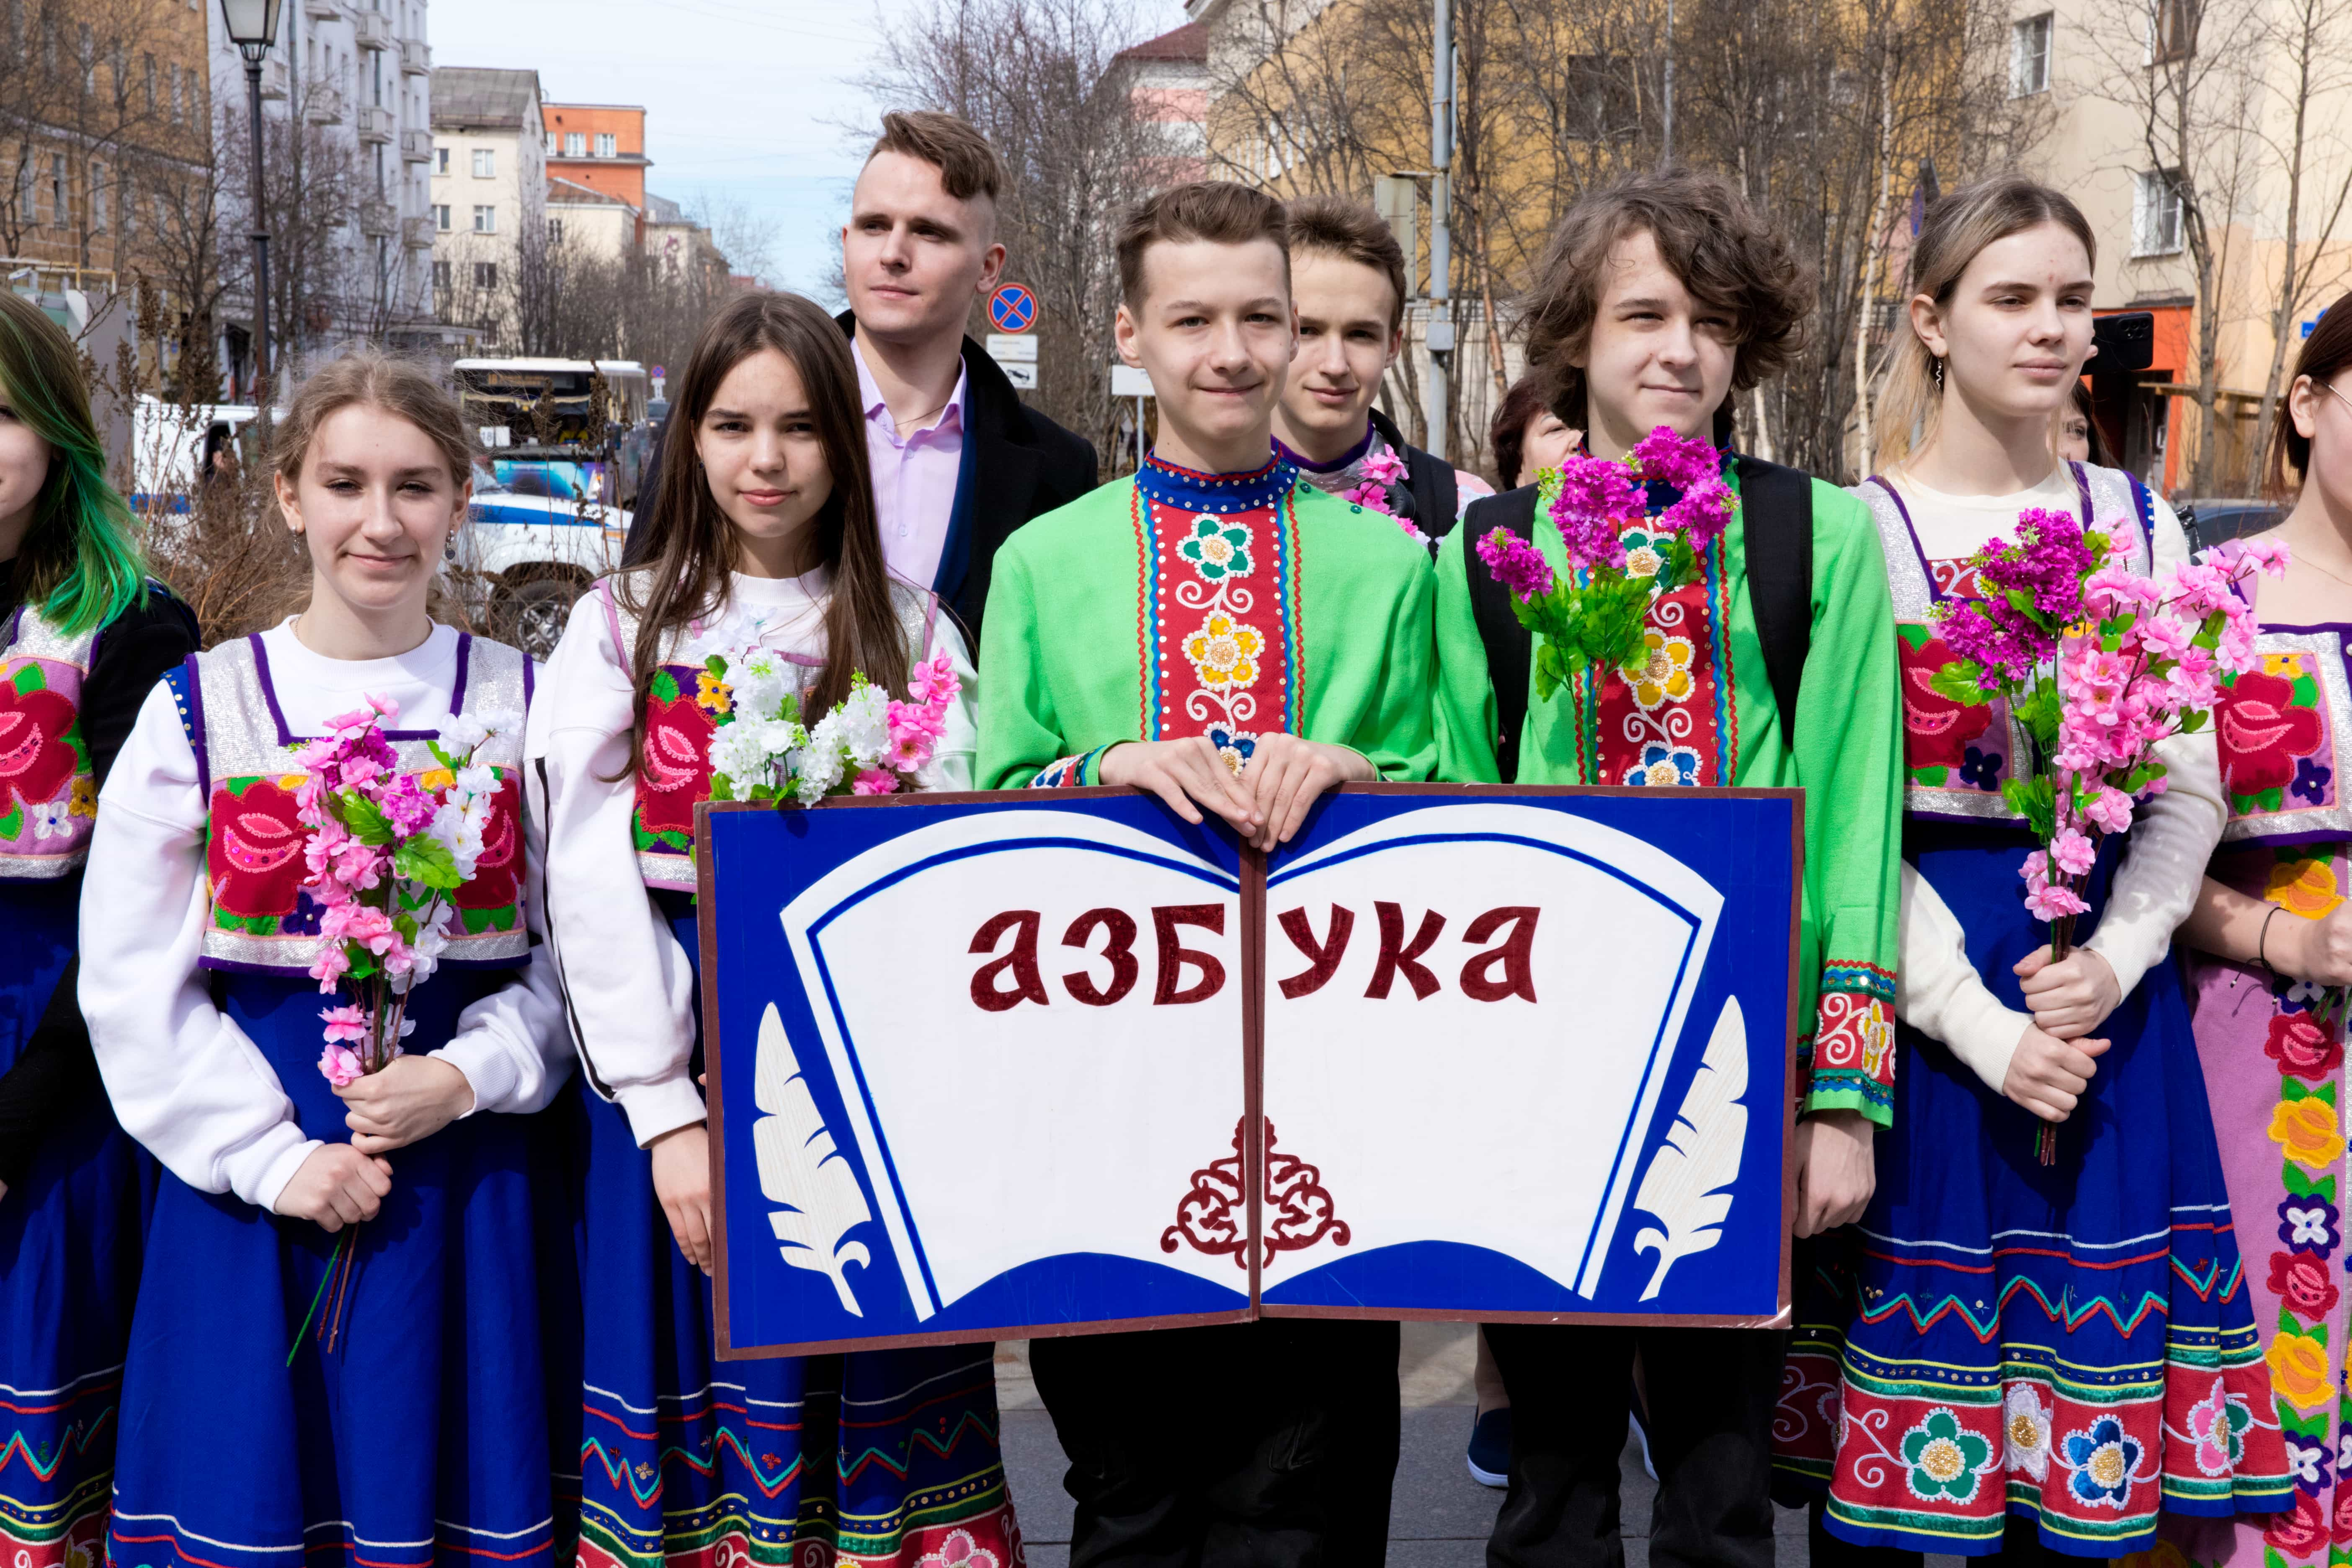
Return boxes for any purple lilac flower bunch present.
[1474,426,1740,706]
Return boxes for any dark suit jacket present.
[622,312,1098,645]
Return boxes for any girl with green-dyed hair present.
[0,284,197,1557]
[0,287,150,633]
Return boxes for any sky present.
[430,0,1189,305]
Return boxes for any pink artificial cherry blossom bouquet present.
[1474,426,1738,702]
[298,698,520,1088]
[1929,516,2286,956]
[1338,447,1432,548]
[702,647,961,805]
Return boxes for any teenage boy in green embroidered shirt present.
[977,179,1431,1564]
[1433,168,1903,1566]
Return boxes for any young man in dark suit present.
[628,111,1094,640]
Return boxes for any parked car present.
[2180,497,2283,553]
[453,456,630,658]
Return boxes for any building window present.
[544,130,557,155]
[49,154,65,226]
[435,145,449,175]
[594,132,615,158]
[167,62,182,123]
[564,131,585,157]
[91,165,106,232]
[434,202,450,230]
[2133,168,2185,255]
[548,217,564,244]
[2150,0,2195,61]
[2010,13,2053,95]
[472,204,496,233]
[472,147,495,178]
[143,53,156,113]
[474,261,498,289]
[119,170,134,235]
[432,258,450,290]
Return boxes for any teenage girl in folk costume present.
[81,349,574,1568]
[0,290,197,1568]
[1775,178,2289,1556]
[2162,298,2352,1568]
[528,289,1018,1568]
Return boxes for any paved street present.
[994,1322,1832,1567]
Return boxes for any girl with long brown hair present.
[527,290,1016,1568]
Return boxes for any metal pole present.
[1661,0,1675,166]
[245,51,273,431]
[1425,0,1452,462]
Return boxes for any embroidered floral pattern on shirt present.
[1132,457,1299,774]
[1580,513,1732,791]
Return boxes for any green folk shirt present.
[977,451,1436,789]
[1431,472,1906,1127]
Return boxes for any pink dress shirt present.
[854,340,968,591]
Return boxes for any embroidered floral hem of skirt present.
[1770,830,2292,1556]
[569,891,1024,1568]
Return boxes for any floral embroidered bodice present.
[0,603,99,878]
[1857,464,2153,825]
[176,632,531,977]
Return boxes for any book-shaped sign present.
[698,784,1800,1358]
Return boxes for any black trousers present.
[1483,1324,1785,1568]
[1029,1317,1401,1568]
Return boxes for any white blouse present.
[1885,467,2224,1090]
[527,568,978,1149]
[80,620,570,1212]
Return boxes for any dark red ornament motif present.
[1161,1118,1351,1269]
[1898,632,1993,771]
[0,683,78,814]
[207,777,309,918]
[636,683,717,835]
[2218,670,2324,796]
[453,774,523,911]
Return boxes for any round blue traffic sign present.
[988,284,1037,333]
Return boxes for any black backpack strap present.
[1400,444,1460,541]
[1368,407,1460,542]
[1733,453,1815,748]
[1458,486,1538,784]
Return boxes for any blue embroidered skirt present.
[105,967,569,1568]
[1,876,152,1568]
[1774,825,2290,1555]
[571,891,1021,1568]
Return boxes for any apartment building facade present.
[205,0,441,381]
[430,65,545,350]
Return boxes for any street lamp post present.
[219,0,283,416]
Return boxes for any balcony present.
[400,37,429,76]
[400,128,431,162]
[303,0,338,18]
[402,215,434,250]
[356,104,393,144]
[352,10,390,49]
[256,57,289,100]
[302,87,343,125]
[359,199,396,237]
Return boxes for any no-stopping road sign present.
[988,283,1037,334]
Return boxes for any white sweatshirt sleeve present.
[80,681,320,1210]
[1896,862,2030,1091]
[528,591,705,1147]
[2081,495,2225,998]
[925,612,980,792]
[427,755,573,1116]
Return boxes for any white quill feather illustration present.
[751,1002,875,1316]
[1630,996,1749,1301]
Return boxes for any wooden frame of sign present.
[697,782,1805,1358]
